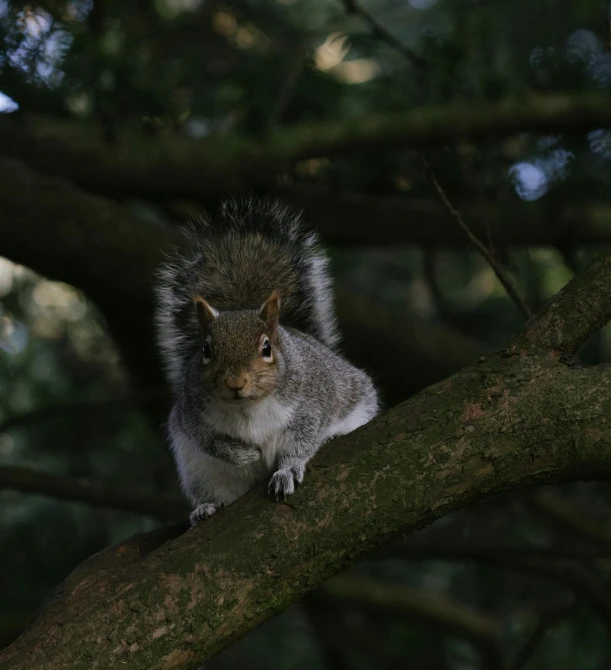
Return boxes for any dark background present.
[2,0,611,668]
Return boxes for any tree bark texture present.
[2,246,611,668]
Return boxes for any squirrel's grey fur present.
[154,197,379,524]
[155,197,339,390]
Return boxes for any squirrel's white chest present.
[205,396,295,467]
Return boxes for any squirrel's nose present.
[224,375,248,392]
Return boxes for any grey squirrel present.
[155,197,379,525]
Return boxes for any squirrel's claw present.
[268,469,295,501]
[189,502,217,526]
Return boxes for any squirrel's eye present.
[262,339,272,359]
[203,340,211,362]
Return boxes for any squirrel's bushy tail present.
[155,196,339,388]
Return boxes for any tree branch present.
[511,253,611,357]
[334,294,486,405]
[278,186,611,248]
[509,598,579,670]
[0,391,168,434]
[3,253,611,668]
[301,596,353,670]
[0,157,176,417]
[385,543,611,632]
[381,543,611,563]
[422,156,532,320]
[0,465,187,520]
[338,0,428,69]
[527,491,611,547]
[0,157,487,408]
[322,576,502,669]
[5,143,611,254]
[266,43,308,129]
[0,159,174,302]
[3,93,611,201]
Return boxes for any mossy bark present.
[516,253,611,358]
[3,154,611,670]
[2,348,611,669]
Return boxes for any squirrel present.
[154,197,379,525]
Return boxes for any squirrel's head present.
[193,291,282,403]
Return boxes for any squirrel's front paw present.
[268,469,295,500]
[190,503,217,525]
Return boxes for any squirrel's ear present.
[194,297,218,333]
[259,290,281,337]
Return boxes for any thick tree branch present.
[3,157,611,667]
[3,151,611,255]
[0,159,173,301]
[3,251,611,667]
[511,253,611,357]
[0,465,188,520]
[3,93,611,201]
[0,158,487,407]
[0,157,175,423]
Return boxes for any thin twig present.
[339,0,428,70]
[267,44,308,130]
[509,598,579,670]
[485,219,495,256]
[421,156,533,320]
